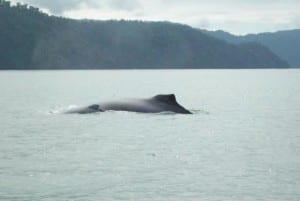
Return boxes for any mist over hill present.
[203,29,300,68]
[0,1,289,69]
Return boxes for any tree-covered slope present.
[0,2,289,69]
[204,29,300,67]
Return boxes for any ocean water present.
[0,69,299,201]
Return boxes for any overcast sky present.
[11,0,300,35]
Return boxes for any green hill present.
[203,29,300,68]
[0,1,289,69]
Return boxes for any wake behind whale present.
[65,94,192,114]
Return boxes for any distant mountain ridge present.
[0,1,289,69]
[203,29,300,68]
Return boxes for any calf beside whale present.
[65,94,191,114]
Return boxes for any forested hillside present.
[0,1,289,69]
[204,29,300,67]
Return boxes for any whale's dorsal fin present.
[153,94,177,104]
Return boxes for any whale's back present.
[65,94,191,114]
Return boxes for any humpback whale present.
[65,94,191,114]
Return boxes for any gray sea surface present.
[0,69,299,201]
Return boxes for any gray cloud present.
[14,0,139,14]
[17,0,90,13]
[196,18,210,29]
[11,0,300,34]
[108,0,139,11]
